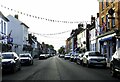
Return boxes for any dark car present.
[2,52,21,73]
[110,48,120,77]
[19,53,33,65]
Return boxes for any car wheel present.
[18,64,21,71]
[31,61,33,65]
[76,59,79,64]
[11,65,16,73]
[77,59,80,65]
[87,61,90,68]
[103,64,107,69]
[80,60,83,65]
[111,65,117,77]
[82,61,85,66]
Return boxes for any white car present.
[110,48,120,77]
[19,53,33,65]
[2,52,21,73]
[73,53,79,62]
[76,53,84,65]
[82,51,107,68]
[64,54,71,60]
[39,54,47,59]
[70,54,74,62]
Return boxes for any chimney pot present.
[15,15,18,19]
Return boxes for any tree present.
[58,46,65,54]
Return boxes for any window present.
[106,14,110,31]
[102,17,104,24]
[102,1,104,10]
[111,0,115,3]
[4,22,6,34]
[106,0,109,7]
[95,43,96,51]
[100,17,105,34]
[112,13,115,28]
[1,20,3,33]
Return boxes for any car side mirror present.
[86,55,88,58]
[14,57,17,60]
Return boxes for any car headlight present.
[10,60,15,63]
[28,58,31,60]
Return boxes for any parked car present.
[82,51,107,68]
[73,53,79,62]
[70,54,74,62]
[64,54,71,60]
[39,54,47,59]
[110,48,120,77]
[19,53,33,65]
[76,53,84,65]
[2,52,21,73]
[58,54,64,58]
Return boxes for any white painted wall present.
[7,15,29,54]
[77,30,86,50]
[89,28,96,51]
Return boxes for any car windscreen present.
[75,54,78,56]
[89,52,103,56]
[66,54,70,56]
[2,54,14,59]
[20,55,30,57]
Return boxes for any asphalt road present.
[2,55,120,80]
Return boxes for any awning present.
[99,37,113,42]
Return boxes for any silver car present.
[76,53,84,65]
[19,53,33,65]
[82,51,107,68]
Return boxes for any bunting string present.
[0,4,90,24]
[29,30,71,36]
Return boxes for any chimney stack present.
[14,14,18,19]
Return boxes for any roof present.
[21,22,29,28]
[0,11,9,22]
[7,15,29,29]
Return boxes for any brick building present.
[98,0,120,62]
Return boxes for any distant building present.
[89,15,96,51]
[66,37,72,54]
[77,25,86,53]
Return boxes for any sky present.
[0,0,99,50]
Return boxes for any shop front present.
[99,33,116,63]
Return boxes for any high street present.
[2,55,120,80]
